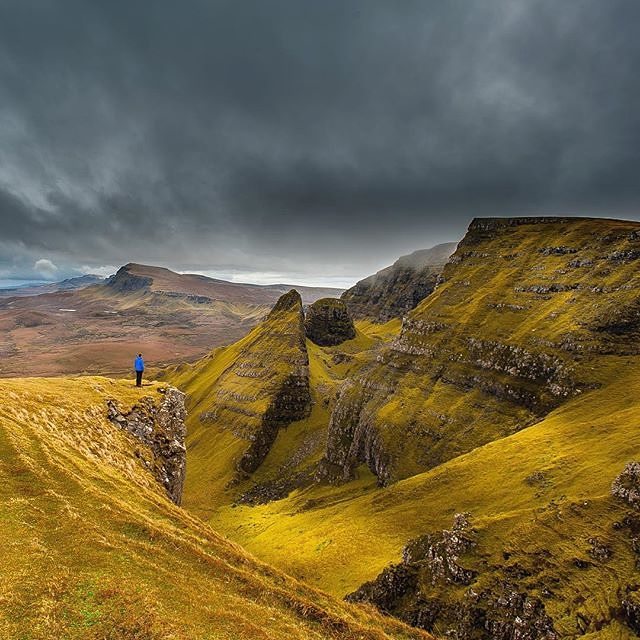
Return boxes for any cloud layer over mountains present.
[1,0,639,284]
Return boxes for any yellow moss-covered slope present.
[0,376,429,640]
[322,216,640,485]
[172,217,640,638]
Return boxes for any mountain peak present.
[269,289,302,316]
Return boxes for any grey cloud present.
[0,0,639,285]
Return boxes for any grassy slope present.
[205,357,640,635]
[171,219,640,638]
[0,376,430,640]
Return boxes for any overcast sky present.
[1,0,639,287]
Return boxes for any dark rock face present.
[621,590,640,634]
[269,288,302,316]
[612,462,640,509]
[237,371,312,474]
[105,264,152,292]
[316,378,392,485]
[348,514,557,640]
[107,387,187,504]
[401,512,477,584]
[304,298,356,346]
[341,242,456,322]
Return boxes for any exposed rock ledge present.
[347,514,557,640]
[107,387,187,504]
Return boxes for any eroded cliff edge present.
[107,386,187,504]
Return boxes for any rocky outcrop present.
[304,298,356,346]
[105,264,152,292]
[316,378,392,485]
[237,371,312,474]
[341,242,456,322]
[348,514,476,608]
[107,387,186,504]
[348,514,557,640]
[621,590,640,634]
[612,462,640,509]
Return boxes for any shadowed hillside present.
[0,376,429,640]
[341,242,456,322]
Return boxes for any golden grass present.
[0,376,430,639]
[168,219,640,637]
[203,355,640,637]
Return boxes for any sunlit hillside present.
[173,217,640,638]
[0,376,428,640]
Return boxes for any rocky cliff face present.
[105,264,153,292]
[341,242,456,322]
[173,289,312,496]
[304,298,356,346]
[321,217,640,485]
[612,462,640,509]
[107,386,187,504]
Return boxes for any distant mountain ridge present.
[106,262,343,305]
[0,274,104,298]
[0,263,342,377]
[341,242,457,321]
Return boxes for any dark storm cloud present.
[1,0,639,284]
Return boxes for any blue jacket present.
[134,356,145,372]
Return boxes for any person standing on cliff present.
[134,353,145,387]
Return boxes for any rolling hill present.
[170,217,640,638]
[0,375,428,640]
[0,263,342,378]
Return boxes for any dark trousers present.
[136,371,143,387]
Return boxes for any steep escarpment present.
[105,264,153,292]
[0,376,429,640]
[321,217,640,485]
[341,242,456,322]
[172,289,313,502]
